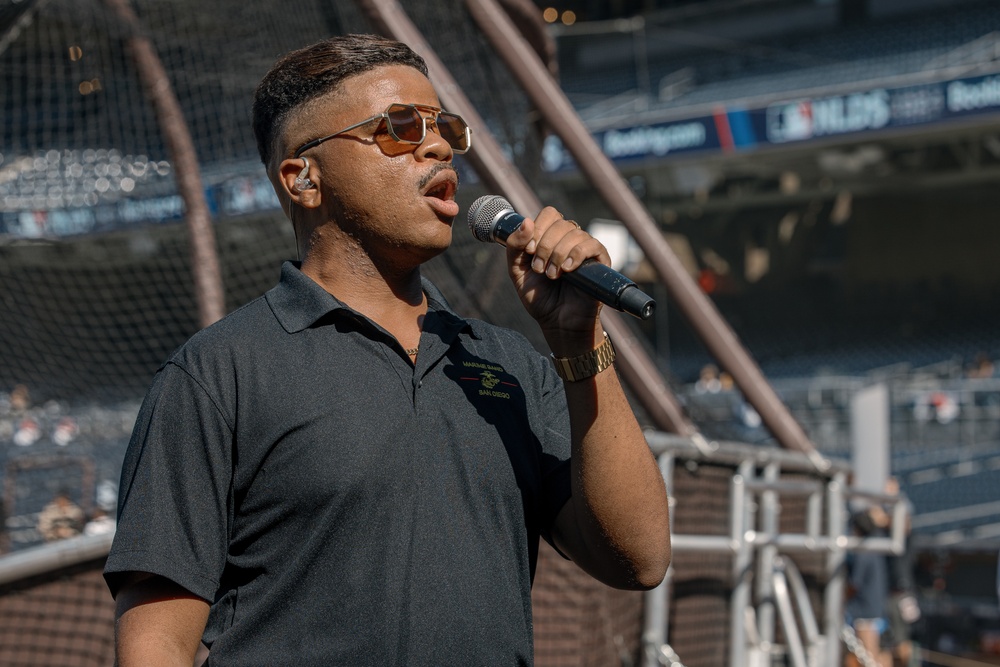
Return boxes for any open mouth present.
[423,172,457,201]
[421,169,460,218]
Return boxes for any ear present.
[278,156,321,209]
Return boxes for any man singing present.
[106,34,670,666]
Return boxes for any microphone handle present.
[491,211,655,320]
[563,260,655,320]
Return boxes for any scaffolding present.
[642,433,907,667]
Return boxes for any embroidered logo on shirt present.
[480,371,500,389]
[458,361,519,399]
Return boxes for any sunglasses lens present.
[386,105,425,143]
[437,113,470,153]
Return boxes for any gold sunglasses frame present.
[292,103,472,158]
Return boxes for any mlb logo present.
[766,100,814,143]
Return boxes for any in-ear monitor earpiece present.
[293,156,314,192]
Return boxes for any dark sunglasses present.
[293,103,472,158]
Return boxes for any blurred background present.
[1,0,999,665]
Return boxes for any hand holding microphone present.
[467,196,655,320]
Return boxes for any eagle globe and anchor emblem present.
[480,371,500,390]
[476,370,512,399]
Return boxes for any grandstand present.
[2,0,999,665]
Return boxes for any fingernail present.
[546,264,558,279]
[526,239,536,254]
[532,257,544,273]
[561,258,574,271]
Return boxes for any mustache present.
[417,163,460,192]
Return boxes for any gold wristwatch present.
[551,332,616,382]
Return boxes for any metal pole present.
[356,0,696,436]
[755,462,779,653]
[643,453,675,667]
[825,472,847,667]
[729,460,753,667]
[104,0,225,328]
[772,560,809,667]
[781,556,822,646]
[463,0,824,463]
[807,488,823,539]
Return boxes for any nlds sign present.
[766,89,891,143]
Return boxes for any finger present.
[522,206,568,256]
[504,215,536,254]
[531,219,595,277]
[544,232,607,279]
[557,230,608,271]
[528,208,576,258]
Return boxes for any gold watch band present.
[550,332,616,382]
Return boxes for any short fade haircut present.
[252,34,429,167]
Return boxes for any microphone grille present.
[467,195,513,243]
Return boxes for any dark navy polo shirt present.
[105,261,573,666]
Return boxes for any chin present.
[408,231,452,263]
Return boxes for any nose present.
[414,118,453,162]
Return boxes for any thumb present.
[505,215,537,254]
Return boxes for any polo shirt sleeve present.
[534,354,573,548]
[104,361,233,602]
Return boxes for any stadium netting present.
[0,0,566,403]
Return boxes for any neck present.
[300,243,428,341]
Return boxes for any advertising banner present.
[542,71,1000,172]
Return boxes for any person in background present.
[84,508,116,536]
[876,478,920,667]
[37,492,85,542]
[846,509,892,667]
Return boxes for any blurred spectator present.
[37,492,85,541]
[967,353,995,379]
[846,509,892,667]
[695,364,722,394]
[879,478,920,667]
[96,479,119,513]
[84,508,115,536]
[929,392,959,424]
[913,391,959,425]
[52,416,79,446]
[10,384,30,412]
[719,371,734,392]
[13,417,42,447]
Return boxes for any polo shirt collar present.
[266,261,477,340]
[266,261,344,333]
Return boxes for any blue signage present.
[0,174,281,239]
[542,71,1000,173]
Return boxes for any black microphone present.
[467,195,655,320]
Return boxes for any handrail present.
[645,431,851,473]
[0,532,113,587]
